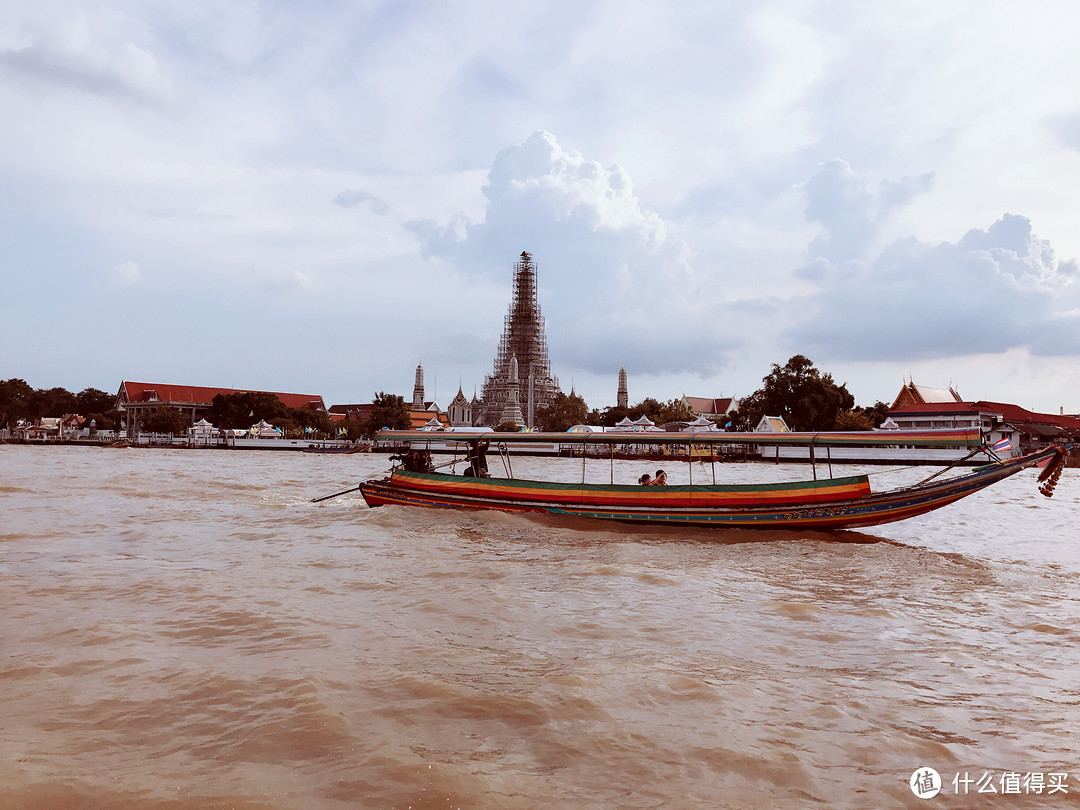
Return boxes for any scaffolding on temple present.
[476,251,560,427]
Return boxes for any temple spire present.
[412,362,424,411]
[477,251,559,426]
[498,356,526,427]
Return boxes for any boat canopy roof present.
[375,427,983,449]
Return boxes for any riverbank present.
[1,436,369,452]
[6,434,1077,465]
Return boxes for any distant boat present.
[352,429,1070,531]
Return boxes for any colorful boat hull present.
[358,446,1064,530]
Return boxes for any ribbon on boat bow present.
[1037,448,1067,498]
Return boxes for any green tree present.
[655,398,697,425]
[600,398,655,427]
[338,417,367,440]
[862,401,891,428]
[633,398,664,423]
[207,392,290,430]
[206,393,244,429]
[834,401,890,431]
[599,405,630,427]
[362,392,411,437]
[76,387,120,431]
[536,391,589,432]
[0,378,34,427]
[724,409,748,431]
[83,411,118,431]
[2,381,121,430]
[247,392,289,425]
[76,387,116,415]
[142,405,190,434]
[834,409,875,431]
[28,387,77,420]
[287,406,334,438]
[740,355,855,432]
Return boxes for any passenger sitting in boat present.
[638,473,652,485]
[392,449,434,473]
[653,469,668,486]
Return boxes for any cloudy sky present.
[3,1,1080,414]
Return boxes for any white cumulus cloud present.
[409,131,743,379]
[802,158,935,263]
[788,212,1080,360]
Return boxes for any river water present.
[2,445,1079,809]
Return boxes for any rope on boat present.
[910,447,985,488]
[862,464,927,477]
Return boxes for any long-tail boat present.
[350,428,1069,530]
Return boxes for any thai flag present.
[992,437,1012,454]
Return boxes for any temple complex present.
[476,251,559,427]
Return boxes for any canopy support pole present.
[497,443,513,479]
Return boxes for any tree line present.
[2,356,891,437]
[737,355,889,432]
[0,380,119,430]
[373,355,890,433]
[531,355,888,433]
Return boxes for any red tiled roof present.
[975,401,1080,431]
[890,401,1080,431]
[409,410,450,429]
[684,396,734,415]
[328,404,375,419]
[889,402,992,415]
[119,381,325,411]
[328,404,450,429]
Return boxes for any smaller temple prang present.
[412,362,425,411]
[497,356,526,428]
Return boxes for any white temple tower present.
[497,356,526,428]
[412,363,425,411]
